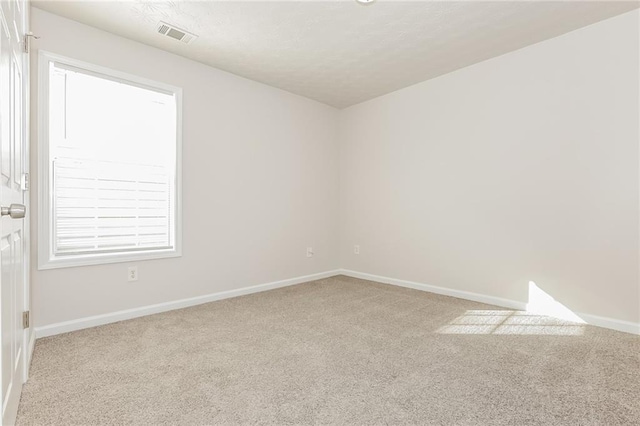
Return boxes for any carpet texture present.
[16,275,640,425]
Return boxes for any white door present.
[0,0,28,425]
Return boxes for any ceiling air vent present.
[157,21,197,44]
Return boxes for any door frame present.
[21,0,32,381]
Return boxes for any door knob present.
[1,204,26,219]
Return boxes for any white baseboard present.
[27,331,35,364]
[34,268,639,338]
[35,270,341,339]
[23,330,36,381]
[340,269,526,310]
[339,269,640,335]
[573,312,640,335]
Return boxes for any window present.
[38,52,182,269]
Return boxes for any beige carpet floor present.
[16,275,640,425]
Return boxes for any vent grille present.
[157,21,197,44]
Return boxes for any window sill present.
[37,248,182,270]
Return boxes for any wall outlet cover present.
[128,266,139,282]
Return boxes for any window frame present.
[37,51,183,270]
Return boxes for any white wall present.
[31,8,640,333]
[30,8,340,328]
[339,10,640,324]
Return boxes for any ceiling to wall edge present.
[31,5,639,111]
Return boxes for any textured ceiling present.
[33,1,639,108]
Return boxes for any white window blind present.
[53,158,172,255]
[39,52,181,269]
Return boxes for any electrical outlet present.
[354,245,360,255]
[128,266,138,282]
[306,247,314,258]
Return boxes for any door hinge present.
[23,311,29,329]
[22,172,29,191]
[23,32,40,54]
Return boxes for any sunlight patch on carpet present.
[436,310,585,336]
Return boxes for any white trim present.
[339,269,640,335]
[33,269,640,338]
[36,50,183,270]
[567,311,640,336]
[22,1,32,383]
[25,331,35,381]
[36,49,50,271]
[340,269,526,310]
[35,270,341,338]
[38,248,181,270]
